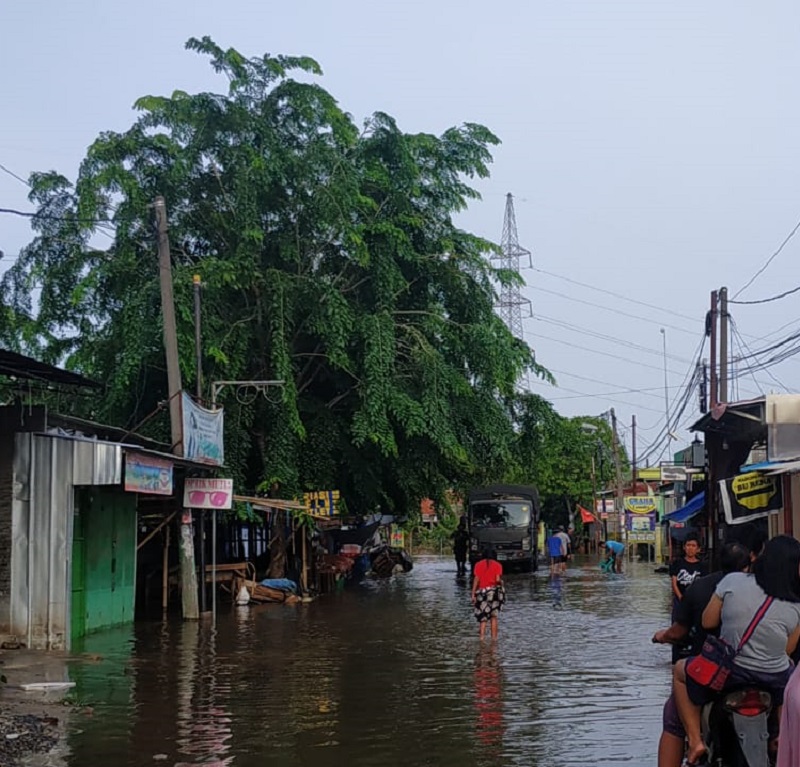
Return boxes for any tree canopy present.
[1,37,559,514]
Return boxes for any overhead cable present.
[733,215,800,299]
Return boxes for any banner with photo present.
[182,392,224,465]
[719,472,782,525]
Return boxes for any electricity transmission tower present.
[492,193,532,339]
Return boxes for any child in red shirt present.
[471,549,505,640]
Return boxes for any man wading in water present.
[451,517,470,576]
[471,547,504,641]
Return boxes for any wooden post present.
[162,524,170,611]
[301,526,308,595]
[156,195,199,621]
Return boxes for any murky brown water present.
[45,556,675,766]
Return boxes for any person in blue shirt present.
[601,540,626,573]
[547,531,566,575]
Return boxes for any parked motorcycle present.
[699,687,774,767]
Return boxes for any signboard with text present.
[124,454,173,495]
[303,490,341,516]
[719,472,782,525]
[183,478,233,509]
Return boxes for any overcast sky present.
[3,0,800,463]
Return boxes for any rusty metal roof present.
[0,349,100,388]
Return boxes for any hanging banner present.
[124,454,173,495]
[184,478,233,509]
[719,472,783,525]
[182,392,224,465]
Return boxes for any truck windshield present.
[470,501,530,529]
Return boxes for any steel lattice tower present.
[492,193,532,339]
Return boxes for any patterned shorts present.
[474,587,505,623]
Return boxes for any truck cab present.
[467,484,540,573]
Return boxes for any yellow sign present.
[731,473,778,511]
[303,489,341,516]
[638,468,661,481]
[624,496,657,514]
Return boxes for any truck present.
[466,484,541,573]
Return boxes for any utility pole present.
[660,329,670,436]
[156,196,199,621]
[193,274,207,615]
[719,287,729,404]
[631,414,637,490]
[610,408,626,545]
[709,290,718,409]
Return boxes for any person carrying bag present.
[686,596,773,691]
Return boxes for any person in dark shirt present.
[653,540,752,767]
[669,532,706,609]
[451,517,470,576]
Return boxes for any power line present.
[733,215,800,299]
[530,331,691,377]
[533,266,702,325]
[548,366,689,403]
[528,284,699,337]
[730,318,790,394]
[532,314,696,365]
[0,163,29,187]
[729,284,800,305]
[527,378,666,415]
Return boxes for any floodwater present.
[32,556,676,766]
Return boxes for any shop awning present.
[663,492,705,524]
[740,458,800,476]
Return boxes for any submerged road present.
[42,556,674,766]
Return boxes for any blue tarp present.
[663,491,705,524]
[260,578,298,592]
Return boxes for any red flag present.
[579,505,597,524]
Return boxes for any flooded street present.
[41,556,673,766]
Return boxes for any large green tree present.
[510,393,622,527]
[1,37,550,514]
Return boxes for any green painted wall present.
[71,488,137,642]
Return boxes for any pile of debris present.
[369,546,413,579]
[0,712,59,765]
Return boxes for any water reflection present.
[473,648,504,755]
[57,556,673,767]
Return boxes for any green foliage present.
[508,394,625,527]
[1,38,549,517]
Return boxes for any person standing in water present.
[451,517,470,576]
[471,547,504,641]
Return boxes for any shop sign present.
[624,496,658,514]
[125,454,173,495]
[184,478,233,509]
[626,509,656,543]
[661,466,688,482]
[303,489,341,516]
[390,525,405,548]
[182,393,224,465]
[719,472,782,525]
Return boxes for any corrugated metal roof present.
[0,349,100,388]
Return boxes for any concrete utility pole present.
[156,196,200,621]
[193,274,208,615]
[631,414,637,489]
[610,408,626,543]
[719,287,729,404]
[709,290,719,409]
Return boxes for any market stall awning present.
[663,492,705,524]
[740,458,800,476]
